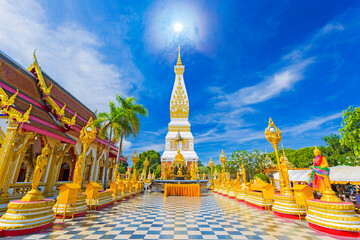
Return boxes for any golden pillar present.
[265,118,293,196]
[131,150,139,181]
[209,158,214,189]
[219,150,227,182]
[73,117,97,187]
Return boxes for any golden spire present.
[176,45,182,66]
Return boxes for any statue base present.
[86,191,114,210]
[21,189,43,202]
[306,199,360,237]
[272,194,306,219]
[53,194,87,218]
[245,190,273,210]
[175,177,185,180]
[235,189,246,202]
[0,199,55,237]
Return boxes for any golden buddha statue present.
[174,149,185,164]
[308,147,340,202]
[22,145,51,201]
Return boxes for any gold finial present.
[176,45,182,66]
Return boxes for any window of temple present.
[17,163,27,182]
[58,162,71,181]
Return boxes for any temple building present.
[0,51,125,214]
[161,47,198,174]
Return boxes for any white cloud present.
[0,0,143,112]
[217,58,315,107]
[321,23,345,34]
[283,112,342,135]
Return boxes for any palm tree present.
[95,101,121,189]
[115,95,148,164]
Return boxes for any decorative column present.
[53,117,97,218]
[43,144,71,197]
[264,118,291,195]
[131,150,139,181]
[209,158,214,190]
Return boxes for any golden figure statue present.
[308,147,340,202]
[279,154,291,190]
[126,168,131,179]
[164,165,169,180]
[22,145,51,201]
[174,149,185,164]
[114,164,119,183]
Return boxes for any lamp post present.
[264,118,292,195]
[219,150,227,182]
[209,158,214,189]
[131,150,139,181]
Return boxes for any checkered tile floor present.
[8,192,350,240]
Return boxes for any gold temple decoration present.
[170,77,189,118]
[142,157,149,180]
[73,117,97,186]
[219,150,227,181]
[209,158,214,189]
[177,45,182,66]
[264,118,293,196]
[22,144,51,201]
[28,51,77,127]
[131,150,139,181]
[0,86,32,123]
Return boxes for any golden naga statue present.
[22,145,51,201]
[308,147,341,202]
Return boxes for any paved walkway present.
[14,192,350,240]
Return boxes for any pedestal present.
[245,190,272,210]
[227,187,235,199]
[235,189,246,202]
[0,199,55,237]
[53,194,87,218]
[306,199,360,238]
[272,194,306,219]
[86,191,114,209]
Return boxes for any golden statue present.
[114,164,119,183]
[174,149,185,164]
[73,156,84,185]
[279,154,290,190]
[164,165,169,180]
[308,147,340,202]
[126,168,131,179]
[22,145,51,201]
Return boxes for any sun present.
[173,22,183,32]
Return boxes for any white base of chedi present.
[306,199,360,238]
[272,194,306,219]
[53,194,88,218]
[86,191,114,209]
[245,190,273,210]
[0,199,55,237]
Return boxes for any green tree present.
[136,150,161,178]
[117,161,128,174]
[115,95,148,164]
[154,164,162,179]
[321,134,354,166]
[95,101,122,189]
[340,106,360,156]
[215,164,223,173]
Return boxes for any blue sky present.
[1,1,360,165]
